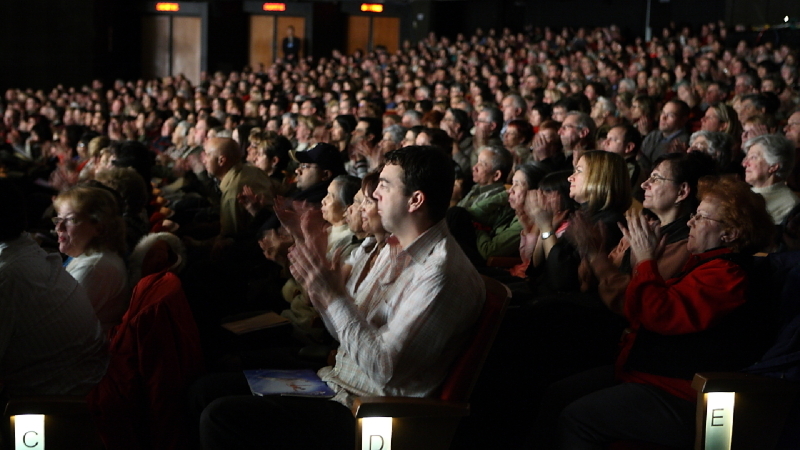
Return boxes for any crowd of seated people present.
[2,19,800,450]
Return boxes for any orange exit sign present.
[155,2,180,12]
[360,3,384,13]
[262,3,286,11]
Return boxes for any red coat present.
[616,248,748,401]
[88,271,204,450]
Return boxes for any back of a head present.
[94,166,149,214]
[0,179,27,242]
[114,140,155,184]
[383,146,454,223]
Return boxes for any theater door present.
[249,15,306,68]
[141,2,207,85]
[346,15,400,55]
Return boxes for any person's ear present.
[721,228,740,244]
[675,182,690,203]
[768,163,780,175]
[491,170,503,183]
[321,169,333,181]
[624,142,636,155]
[408,190,425,213]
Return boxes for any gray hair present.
[402,109,423,125]
[504,93,526,110]
[743,134,795,179]
[689,130,733,167]
[382,124,406,144]
[332,175,362,207]
[480,145,514,181]
[618,78,636,93]
[565,111,597,148]
[594,97,616,116]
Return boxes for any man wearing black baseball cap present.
[290,142,346,203]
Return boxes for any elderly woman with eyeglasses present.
[53,185,129,332]
[556,175,775,449]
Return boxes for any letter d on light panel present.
[13,414,45,449]
[361,417,392,450]
[705,392,735,450]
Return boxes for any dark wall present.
[0,0,98,91]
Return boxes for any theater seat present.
[351,275,510,450]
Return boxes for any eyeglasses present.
[645,173,675,184]
[52,216,82,227]
[298,163,319,170]
[689,212,725,224]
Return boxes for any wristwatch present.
[541,230,553,240]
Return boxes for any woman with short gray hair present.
[741,134,799,223]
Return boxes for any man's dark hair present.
[0,179,27,241]
[666,99,691,120]
[264,133,293,173]
[553,97,579,113]
[359,117,383,147]
[420,128,453,155]
[615,123,642,154]
[383,146,454,223]
[741,93,768,113]
[448,108,472,132]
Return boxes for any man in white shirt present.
[197,146,485,449]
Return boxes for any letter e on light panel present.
[13,414,45,449]
[361,416,392,450]
[704,392,735,450]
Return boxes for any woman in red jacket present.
[551,175,775,449]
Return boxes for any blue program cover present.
[243,369,336,398]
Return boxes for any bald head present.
[203,137,241,179]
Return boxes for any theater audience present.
[527,150,630,297]
[5,20,800,450]
[552,175,774,449]
[577,151,717,313]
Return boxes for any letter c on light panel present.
[13,414,45,449]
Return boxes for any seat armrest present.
[692,372,800,394]
[352,397,469,418]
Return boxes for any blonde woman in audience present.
[54,185,129,332]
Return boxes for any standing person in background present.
[282,25,301,63]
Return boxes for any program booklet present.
[243,369,336,398]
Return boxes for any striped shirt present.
[318,220,485,407]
